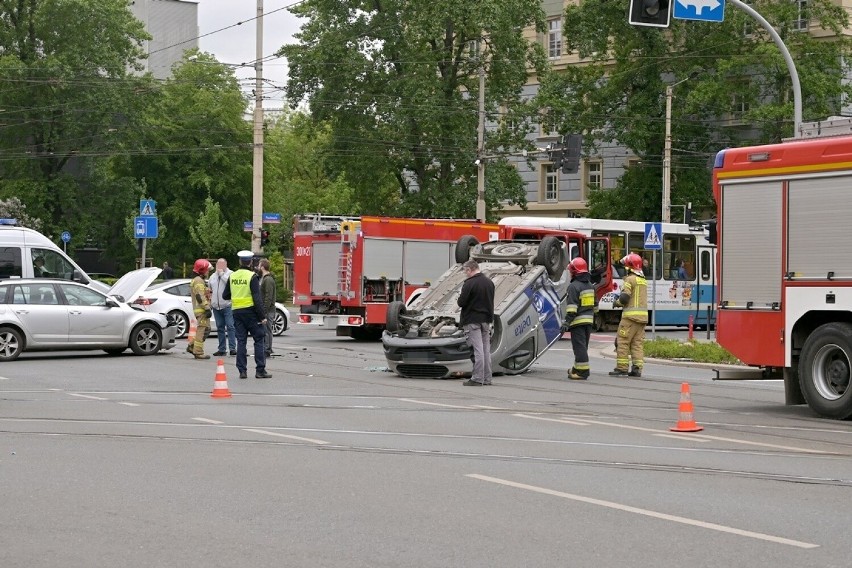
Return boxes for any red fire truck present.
[712,118,852,419]
[293,215,500,339]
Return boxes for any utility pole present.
[662,83,673,223]
[475,62,486,223]
[251,0,264,253]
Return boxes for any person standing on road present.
[258,259,276,357]
[223,250,270,379]
[162,261,174,280]
[610,253,648,377]
[457,259,495,386]
[209,258,237,357]
[189,258,212,360]
[563,257,597,380]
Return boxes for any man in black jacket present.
[457,259,495,386]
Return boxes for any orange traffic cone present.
[210,359,232,399]
[185,319,197,353]
[670,382,703,432]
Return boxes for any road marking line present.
[243,428,328,445]
[654,433,709,442]
[0,376,10,380]
[192,417,224,425]
[472,405,504,410]
[68,393,107,401]
[466,474,819,549]
[513,413,590,426]
[399,398,475,410]
[118,402,139,407]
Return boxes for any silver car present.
[0,267,177,361]
[382,237,569,378]
[130,278,291,339]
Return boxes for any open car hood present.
[108,267,162,303]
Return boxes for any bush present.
[643,338,742,365]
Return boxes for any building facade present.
[130,0,199,79]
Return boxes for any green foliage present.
[280,0,548,219]
[537,0,852,220]
[644,338,741,365]
[189,196,233,259]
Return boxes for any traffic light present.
[561,134,583,174]
[628,0,671,28]
[260,229,270,247]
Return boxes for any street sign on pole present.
[262,212,282,224]
[673,0,724,22]
[139,199,157,217]
[644,222,663,339]
[644,223,663,250]
[134,216,159,239]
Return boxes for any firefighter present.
[563,257,597,380]
[189,258,212,360]
[609,252,648,377]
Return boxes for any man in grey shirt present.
[258,259,277,357]
[208,258,237,356]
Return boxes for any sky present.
[195,0,305,111]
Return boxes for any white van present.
[0,220,107,291]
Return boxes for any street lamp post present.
[662,74,693,223]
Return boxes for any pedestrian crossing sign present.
[644,222,663,250]
[139,199,157,217]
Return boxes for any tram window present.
[664,235,695,280]
[701,250,711,281]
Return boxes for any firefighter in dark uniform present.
[223,250,271,379]
[563,257,597,380]
[189,258,212,360]
[610,253,648,377]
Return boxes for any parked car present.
[382,236,569,378]
[0,267,177,361]
[130,278,290,339]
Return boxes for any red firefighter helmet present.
[621,253,643,274]
[193,258,211,276]
[568,257,588,276]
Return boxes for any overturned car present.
[382,235,571,378]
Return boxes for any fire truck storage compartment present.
[404,241,454,285]
[720,180,781,308]
[788,176,852,279]
[362,238,404,302]
[311,241,341,297]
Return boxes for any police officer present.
[223,250,271,379]
[609,253,648,377]
[189,258,212,360]
[563,257,597,380]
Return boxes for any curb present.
[596,345,745,372]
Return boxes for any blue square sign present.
[135,216,158,239]
[673,0,725,22]
[644,223,663,251]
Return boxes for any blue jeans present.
[233,308,267,374]
[212,306,236,352]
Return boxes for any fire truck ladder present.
[337,222,358,299]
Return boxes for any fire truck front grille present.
[396,364,450,378]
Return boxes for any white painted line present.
[118,402,139,407]
[467,474,819,549]
[192,417,224,425]
[654,433,709,442]
[472,405,504,410]
[68,393,107,401]
[513,413,590,426]
[399,398,475,410]
[0,375,10,380]
[243,428,329,445]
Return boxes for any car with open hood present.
[382,236,570,378]
[0,267,177,361]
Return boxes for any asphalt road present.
[2,326,850,568]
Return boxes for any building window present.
[731,90,750,116]
[548,19,562,59]
[544,165,558,202]
[793,0,808,31]
[585,160,602,190]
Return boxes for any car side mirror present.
[106,297,123,306]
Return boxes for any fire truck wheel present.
[455,235,480,264]
[535,236,567,279]
[799,322,852,420]
[386,301,406,333]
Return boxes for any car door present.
[8,283,69,346]
[58,283,126,344]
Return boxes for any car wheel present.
[129,322,163,356]
[104,348,126,356]
[455,235,480,264]
[169,310,189,339]
[386,300,406,333]
[273,308,288,336]
[0,326,23,361]
[535,235,567,279]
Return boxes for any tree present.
[279,0,548,219]
[189,196,233,259]
[0,0,152,236]
[0,197,43,231]
[537,0,852,220]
